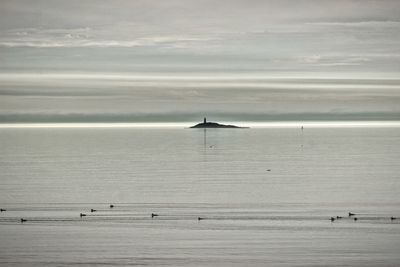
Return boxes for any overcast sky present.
[0,0,399,122]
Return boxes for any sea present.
[0,123,399,266]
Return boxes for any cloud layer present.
[1,1,400,73]
[0,1,399,121]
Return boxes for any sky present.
[0,0,399,122]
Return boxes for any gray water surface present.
[0,127,399,266]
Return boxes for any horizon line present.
[1,121,400,128]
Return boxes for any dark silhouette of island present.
[190,118,247,128]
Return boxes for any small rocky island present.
[190,118,247,128]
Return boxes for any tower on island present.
[204,117,207,123]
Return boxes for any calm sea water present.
[0,126,399,266]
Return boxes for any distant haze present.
[0,0,399,122]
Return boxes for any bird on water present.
[198,217,204,221]
[80,213,86,217]
[354,217,358,221]
[330,217,335,222]
[348,212,355,217]
[391,217,396,221]
[90,209,96,212]
[20,218,27,223]
[110,204,114,208]
[0,209,6,212]
[151,213,158,218]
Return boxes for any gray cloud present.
[0,0,399,121]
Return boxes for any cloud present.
[296,55,371,67]
[306,20,400,27]
[0,1,399,76]
[0,26,217,48]
[298,55,322,64]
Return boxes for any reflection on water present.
[0,127,399,266]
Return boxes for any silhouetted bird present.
[80,213,86,217]
[109,205,114,208]
[198,217,204,221]
[267,169,271,172]
[391,217,396,221]
[151,213,158,218]
[336,216,343,219]
[330,217,335,222]
[0,209,6,212]
[348,212,355,217]
[90,209,96,212]
[354,217,358,221]
[20,218,27,223]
